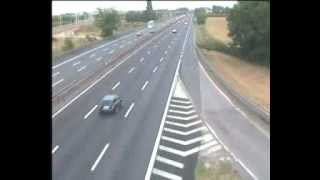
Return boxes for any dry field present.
[205,17,232,44]
[197,17,270,112]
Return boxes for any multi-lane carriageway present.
[52,15,199,180]
[52,14,269,180]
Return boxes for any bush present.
[194,8,207,25]
[62,38,74,51]
[227,1,269,65]
[196,25,230,53]
[95,8,120,37]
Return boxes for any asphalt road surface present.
[52,14,269,180]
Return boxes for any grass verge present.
[195,159,240,180]
[194,20,270,112]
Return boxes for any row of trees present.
[125,10,158,23]
[194,8,207,25]
[194,2,270,65]
[125,11,161,22]
[94,8,159,37]
[211,6,230,16]
[227,1,270,65]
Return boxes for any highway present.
[52,17,181,114]
[52,13,269,180]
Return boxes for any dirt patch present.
[205,17,232,44]
[201,49,270,112]
[195,158,242,180]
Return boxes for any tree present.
[212,5,224,15]
[125,11,145,22]
[62,38,74,51]
[144,0,157,21]
[194,8,207,24]
[94,8,120,37]
[227,1,270,65]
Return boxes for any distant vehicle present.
[184,22,188,25]
[172,29,177,33]
[136,32,142,36]
[99,95,122,113]
[147,20,155,33]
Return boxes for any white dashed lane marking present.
[72,61,81,66]
[112,81,120,90]
[153,66,158,73]
[128,67,135,74]
[141,81,149,91]
[52,145,59,154]
[52,79,64,87]
[90,143,110,172]
[77,65,87,72]
[52,72,60,77]
[84,105,98,119]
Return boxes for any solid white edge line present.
[84,105,98,119]
[90,143,110,172]
[144,56,183,180]
[52,145,59,154]
[203,121,258,180]
[145,24,191,179]
[112,81,121,90]
[124,103,135,118]
[141,81,149,91]
[52,24,168,119]
[52,78,64,87]
[198,61,270,139]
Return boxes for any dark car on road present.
[99,95,122,113]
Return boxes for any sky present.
[52,1,238,15]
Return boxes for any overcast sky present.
[52,1,237,15]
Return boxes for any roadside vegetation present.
[52,6,173,60]
[195,159,241,180]
[52,8,145,59]
[194,2,270,66]
[194,2,270,112]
